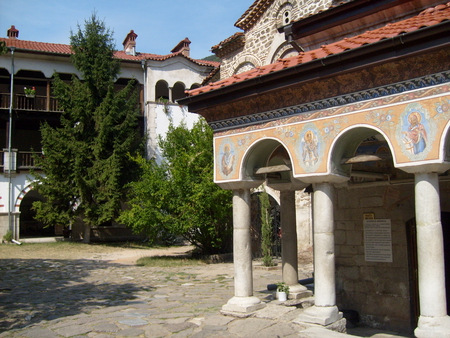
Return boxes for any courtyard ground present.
[0,242,411,337]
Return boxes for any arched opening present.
[330,126,411,183]
[190,83,201,90]
[155,80,169,101]
[250,191,281,258]
[19,189,52,238]
[172,81,186,102]
[234,62,255,75]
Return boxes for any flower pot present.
[277,291,287,301]
[26,94,35,98]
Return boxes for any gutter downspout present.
[8,47,15,239]
[285,24,304,53]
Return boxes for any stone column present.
[222,189,265,314]
[296,182,342,326]
[280,190,310,298]
[414,172,450,338]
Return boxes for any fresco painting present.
[396,103,436,161]
[217,139,238,179]
[214,89,450,183]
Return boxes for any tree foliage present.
[260,188,275,266]
[119,119,233,254]
[32,14,143,236]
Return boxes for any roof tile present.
[187,2,450,97]
[0,37,219,68]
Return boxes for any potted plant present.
[276,282,289,301]
[24,87,36,98]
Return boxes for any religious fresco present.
[395,103,436,161]
[217,139,237,179]
[297,124,324,172]
[213,86,450,183]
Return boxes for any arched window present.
[172,81,186,102]
[155,80,169,101]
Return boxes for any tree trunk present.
[83,224,91,243]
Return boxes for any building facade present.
[180,0,450,336]
[0,26,218,241]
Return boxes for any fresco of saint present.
[221,143,235,176]
[402,111,427,155]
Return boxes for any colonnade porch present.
[218,162,450,337]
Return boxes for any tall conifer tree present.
[32,14,143,241]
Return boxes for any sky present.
[0,0,252,60]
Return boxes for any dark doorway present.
[19,190,54,237]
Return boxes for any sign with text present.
[364,219,393,262]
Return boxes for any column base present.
[294,305,343,326]
[221,296,266,315]
[289,284,313,300]
[415,315,450,338]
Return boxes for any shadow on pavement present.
[0,258,151,332]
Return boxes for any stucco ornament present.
[396,103,436,160]
[297,123,324,172]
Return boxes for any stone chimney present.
[7,25,19,39]
[123,30,138,56]
[171,38,191,57]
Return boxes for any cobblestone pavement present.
[0,253,319,338]
[0,253,413,338]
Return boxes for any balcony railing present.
[0,93,62,112]
[0,151,42,171]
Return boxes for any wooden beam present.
[341,153,391,164]
[254,164,291,175]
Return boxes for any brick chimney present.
[123,30,138,56]
[7,25,19,39]
[171,38,191,57]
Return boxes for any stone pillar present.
[414,172,450,338]
[222,189,265,314]
[296,182,342,326]
[280,190,310,298]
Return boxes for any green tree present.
[119,119,233,254]
[32,14,143,242]
[0,41,7,55]
[260,188,275,266]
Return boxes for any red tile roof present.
[211,32,245,57]
[0,37,219,68]
[187,2,450,97]
[235,0,275,31]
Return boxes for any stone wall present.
[334,183,418,333]
[220,0,333,79]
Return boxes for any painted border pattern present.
[209,71,450,132]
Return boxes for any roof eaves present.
[179,19,450,109]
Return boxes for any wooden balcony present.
[0,93,62,112]
[0,151,42,171]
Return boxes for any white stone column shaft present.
[415,172,447,317]
[295,181,342,326]
[414,172,450,338]
[313,182,336,306]
[232,188,253,297]
[221,188,265,314]
[280,190,299,286]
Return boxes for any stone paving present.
[0,254,413,338]
[0,254,316,338]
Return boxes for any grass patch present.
[136,255,206,267]
[0,241,185,260]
